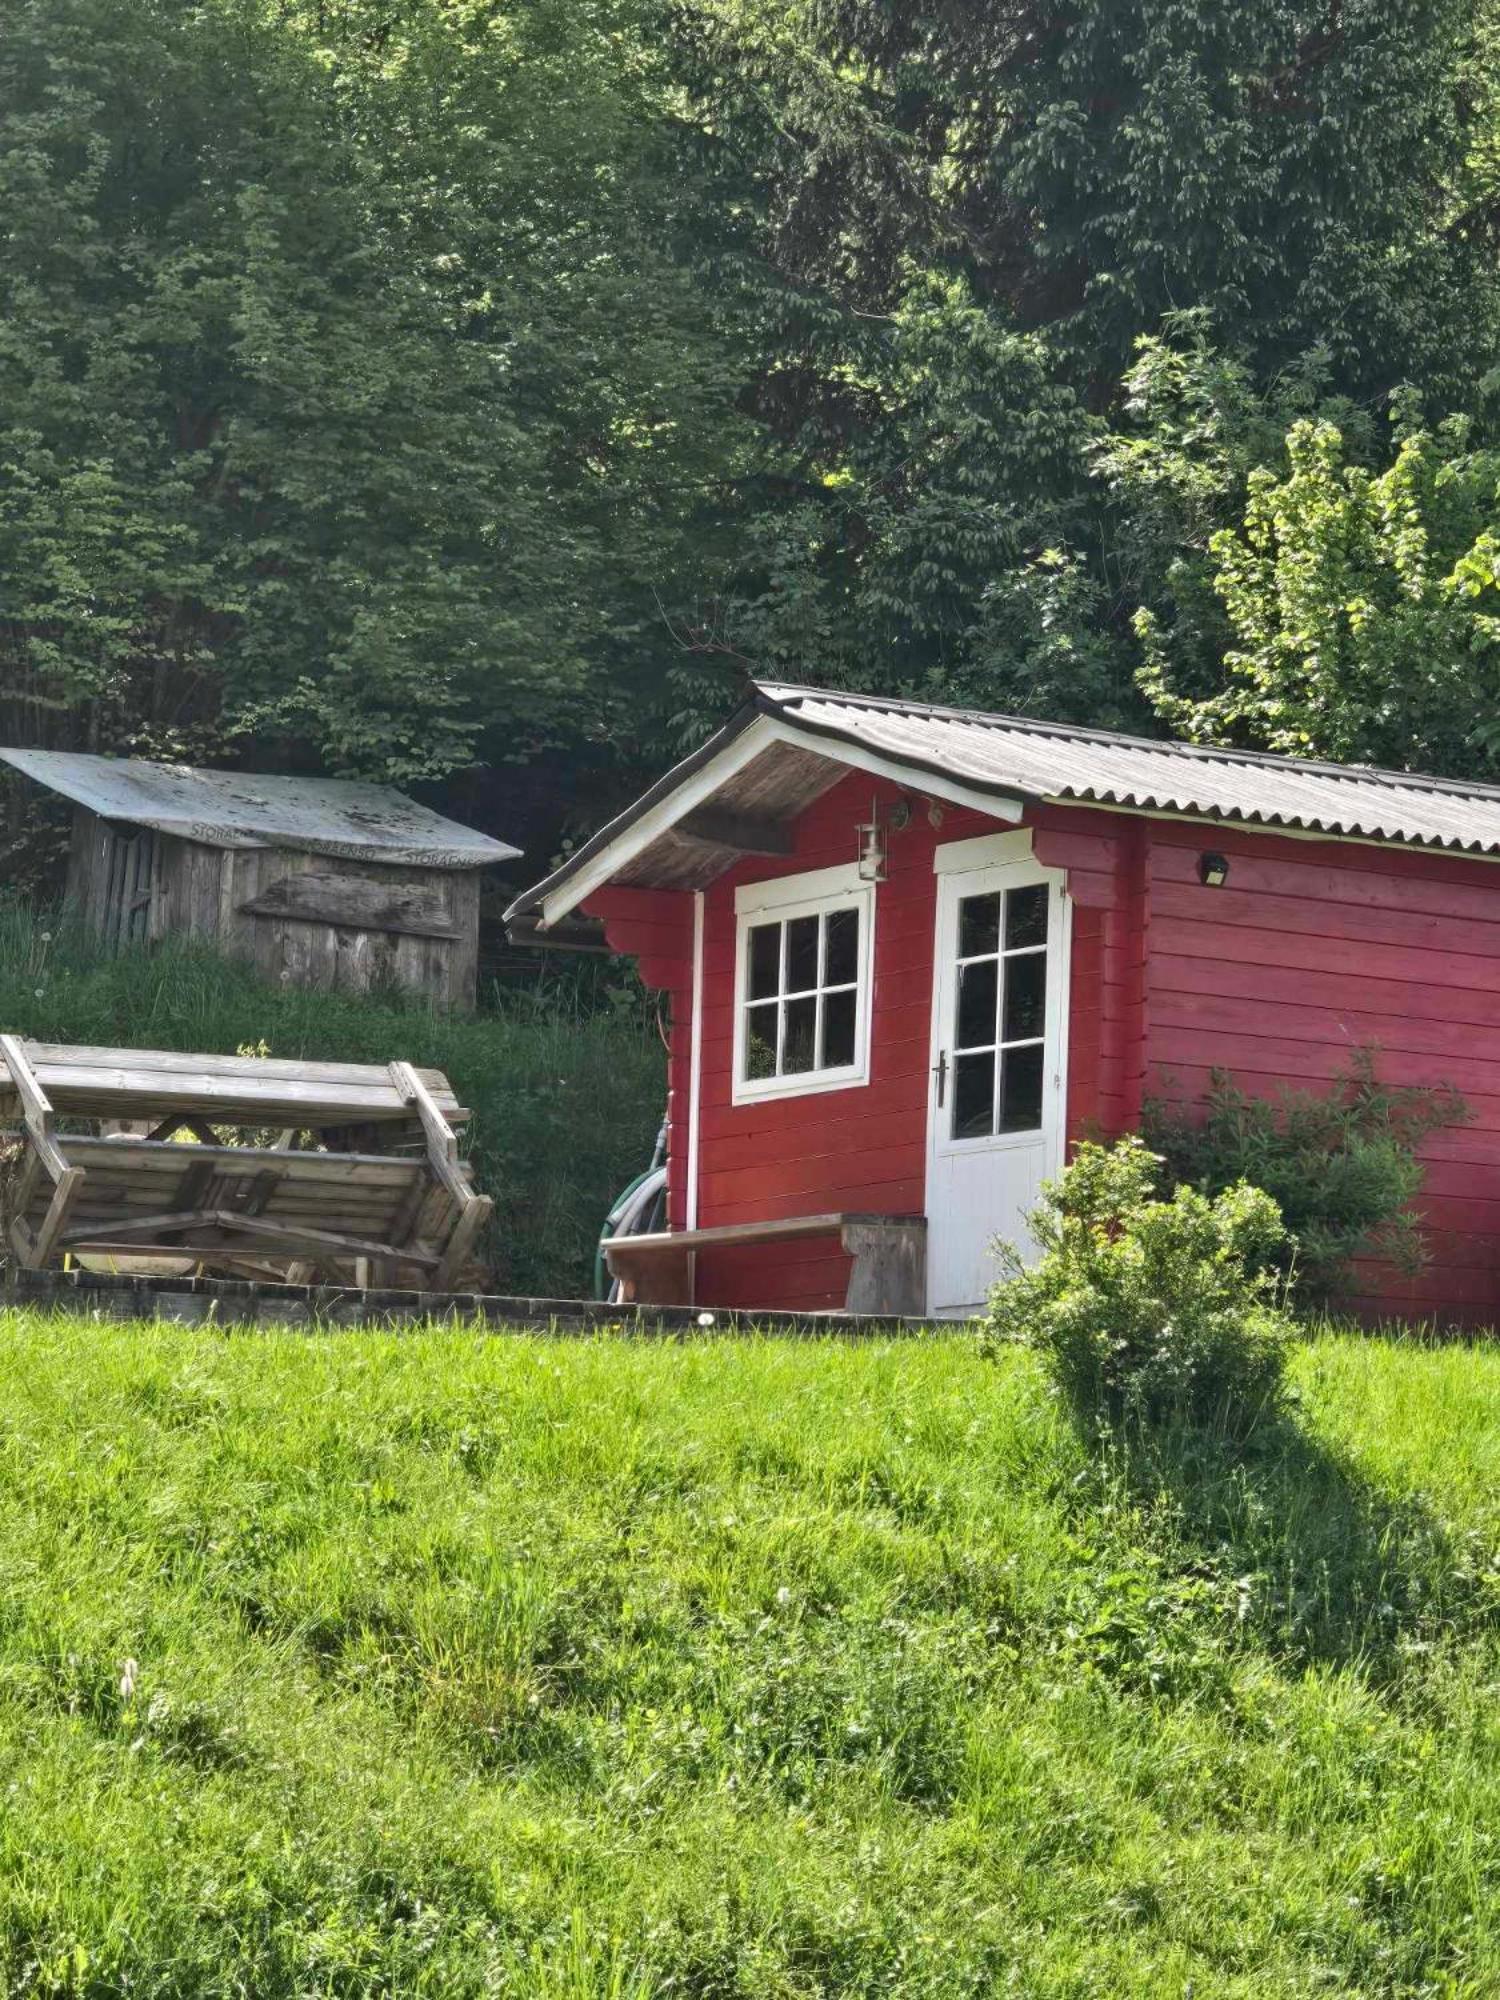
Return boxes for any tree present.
[670,0,1500,738]
[0,0,750,782]
[689,0,1495,393]
[1136,409,1500,776]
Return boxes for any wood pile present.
[0,1037,492,1290]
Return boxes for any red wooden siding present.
[589,774,1500,1327]
[1134,820,1500,1326]
[592,774,1124,1311]
[694,775,970,1308]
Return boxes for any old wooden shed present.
[1,750,518,1010]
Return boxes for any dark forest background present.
[5,0,1500,900]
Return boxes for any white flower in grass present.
[119,1657,138,1703]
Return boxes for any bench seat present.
[604,1212,926,1316]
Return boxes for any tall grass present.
[0,1318,1494,1995]
[0,903,664,1294]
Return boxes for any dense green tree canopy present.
[1139,412,1500,776]
[1,0,1498,816]
[0,0,745,781]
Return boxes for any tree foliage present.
[1145,1050,1471,1303]
[675,0,1500,738]
[1136,408,1500,774]
[2,0,1500,803]
[0,0,746,780]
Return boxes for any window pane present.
[748,922,781,1001]
[824,906,859,986]
[999,1044,1045,1132]
[821,987,856,1068]
[1005,885,1048,951]
[745,1003,779,1079]
[959,891,1000,959]
[952,1051,995,1140]
[955,958,998,1050]
[1002,952,1046,1043]
[785,914,820,993]
[783,995,817,1073]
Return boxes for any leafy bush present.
[986,1138,1293,1432]
[1144,1049,1468,1303]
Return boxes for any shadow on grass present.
[1079,1405,1497,1685]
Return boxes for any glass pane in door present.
[946,879,1051,1142]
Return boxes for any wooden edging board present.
[0,1266,955,1337]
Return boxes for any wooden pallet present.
[0,1035,492,1290]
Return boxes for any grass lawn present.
[0,1316,1496,1996]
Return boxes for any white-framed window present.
[732,862,875,1103]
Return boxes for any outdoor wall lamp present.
[856,796,915,882]
[856,796,892,884]
[1199,851,1230,887]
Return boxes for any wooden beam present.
[387,1061,470,1207]
[605,1244,695,1306]
[7,1213,39,1269]
[30,1166,86,1265]
[198,1209,441,1268]
[388,1059,493,1287]
[0,1034,71,1183]
[0,1042,469,1130]
[433,1190,493,1291]
[605,1212,920,1257]
[237,871,462,941]
[678,807,795,856]
[173,1157,219,1214]
[388,1060,492,1287]
[8,1145,43,1236]
[840,1218,925,1316]
[59,1209,220,1248]
[63,1137,421,1186]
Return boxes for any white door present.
[925,840,1069,1315]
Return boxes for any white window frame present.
[732,862,875,1104]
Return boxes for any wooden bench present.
[0,1035,492,1290]
[603,1212,926,1317]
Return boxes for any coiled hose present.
[594,1120,668,1300]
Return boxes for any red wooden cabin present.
[508,685,1500,1325]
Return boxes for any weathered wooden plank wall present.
[66,807,483,1009]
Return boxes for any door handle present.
[933,1049,948,1107]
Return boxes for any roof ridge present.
[752,681,1500,806]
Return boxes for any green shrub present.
[1144,1048,1468,1303]
[0,900,663,1295]
[986,1138,1293,1431]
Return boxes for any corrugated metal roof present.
[508,681,1500,928]
[759,684,1500,855]
[0,750,519,869]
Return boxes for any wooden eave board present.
[612,742,849,891]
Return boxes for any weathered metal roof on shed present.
[0,750,518,869]
[757,684,1500,854]
[508,681,1500,927]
